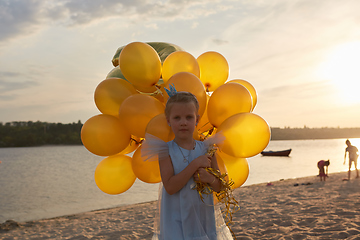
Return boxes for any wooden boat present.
[261,148,292,157]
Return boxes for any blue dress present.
[158,140,217,240]
[141,134,234,240]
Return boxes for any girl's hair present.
[165,92,199,118]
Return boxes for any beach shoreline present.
[2,171,360,239]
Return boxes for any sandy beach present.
[1,171,360,239]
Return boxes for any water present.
[248,138,360,184]
[0,138,358,223]
[0,146,159,223]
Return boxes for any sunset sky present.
[1,0,360,128]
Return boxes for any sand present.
[1,171,360,240]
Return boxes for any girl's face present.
[167,102,199,141]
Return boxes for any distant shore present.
[270,127,360,140]
[1,124,360,148]
[2,171,360,239]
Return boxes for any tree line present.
[271,127,360,140]
[1,121,360,147]
[0,121,83,147]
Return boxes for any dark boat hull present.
[261,149,292,157]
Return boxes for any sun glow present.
[317,41,360,104]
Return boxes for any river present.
[0,138,358,223]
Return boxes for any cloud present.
[212,39,228,45]
[0,71,39,99]
[0,0,235,44]
[145,23,159,30]
[261,81,333,100]
[57,0,230,24]
[0,0,43,43]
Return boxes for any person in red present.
[344,139,359,180]
[317,160,330,181]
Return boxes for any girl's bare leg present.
[354,161,359,178]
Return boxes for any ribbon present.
[193,144,239,239]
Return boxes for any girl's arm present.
[159,154,211,195]
[194,154,222,193]
[344,150,347,164]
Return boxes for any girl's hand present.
[194,168,215,184]
[193,155,212,169]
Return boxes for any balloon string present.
[134,84,163,97]
[193,167,239,239]
[130,137,143,145]
[198,126,215,141]
[152,84,163,97]
[193,144,239,239]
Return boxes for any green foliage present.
[1,121,359,147]
[0,121,83,147]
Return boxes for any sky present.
[1,0,360,128]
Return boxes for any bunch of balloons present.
[81,42,271,195]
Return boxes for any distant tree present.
[0,120,83,147]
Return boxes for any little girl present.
[317,159,330,181]
[143,91,233,239]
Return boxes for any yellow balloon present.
[119,94,165,138]
[146,113,174,142]
[197,51,229,92]
[132,146,161,183]
[119,42,161,88]
[105,67,163,98]
[197,94,213,134]
[207,83,252,128]
[217,152,249,189]
[94,78,138,116]
[95,154,136,194]
[162,51,200,83]
[217,113,271,158]
[81,114,131,156]
[120,136,141,155]
[163,72,207,117]
[112,42,184,67]
[227,79,257,111]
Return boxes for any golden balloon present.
[207,82,252,128]
[83,41,270,195]
[94,78,138,116]
[217,152,249,189]
[132,146,162,183]
[95,154,136,195]
[197,94,213,134]
[119,42,161,88]
[164,72,207,117]
[146,113,174,142]
[197,51,229,92]
[81,114,131,156]
[217,113,271,158]
[119,94,165,138]
[162,51,200,83]
[227,79,257,111]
